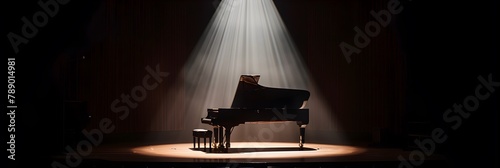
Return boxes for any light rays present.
[153,0,344,144]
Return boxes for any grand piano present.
[201,75,310,152]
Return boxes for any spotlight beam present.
[185,0,309,106]
[154,0,344,144]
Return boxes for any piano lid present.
[239,74,260,84]
[230,75,310,109]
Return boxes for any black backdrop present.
[2,0,498,167]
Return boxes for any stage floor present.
[132,142,364,162]
[51,142,448,167]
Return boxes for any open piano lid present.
[230,74,310,109]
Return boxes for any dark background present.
[2,0,498,167]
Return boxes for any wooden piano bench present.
[192,129,212,152]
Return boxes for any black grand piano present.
[201,75,310,152]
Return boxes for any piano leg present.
[225,127,232,152]
[299,125,306,149]
[213,126,218,149]
[219,127,224,150]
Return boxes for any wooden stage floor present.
[50,142,448,168]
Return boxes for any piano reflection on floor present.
[201,75,310,152]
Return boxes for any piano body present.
[201,75,310,152]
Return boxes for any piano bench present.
[192,129,212,152]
